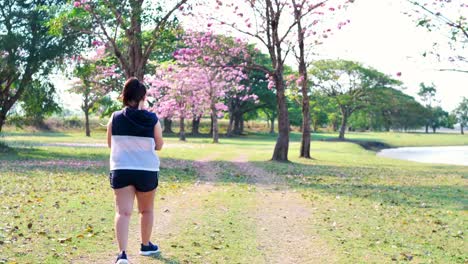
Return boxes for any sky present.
[56,0,468,113]
[310,0,468,112]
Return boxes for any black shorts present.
[109,170,159,192]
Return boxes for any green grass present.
[249,141,467,263]
[0,130,467,263]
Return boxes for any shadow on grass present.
[191,157,467,210]
[2,145,466,211]
[249,160,468,211]
[146,253,181,264]
[1,131,71,137]
[0,146,108,161]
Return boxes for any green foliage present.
[20,79,62,126]
[349,87,427,131]
[429,106,449,132]
[418,82,437,107]
[310,60,401,138]
[309,91,339,131]
[0,0,84,131]
[453,97,468,128]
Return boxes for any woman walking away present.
[107,77,164,264]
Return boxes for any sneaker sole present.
[139,249,160,256]
[116,260,129,264]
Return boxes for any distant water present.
[378,146,468,166]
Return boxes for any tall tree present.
[70,47,122,136]
[208,0,344,161]
[0,0,81,132]
[63,0,188,80]
[310,60,400,140]
[291,0,351,158]
[429,106,448,133]
[206,1,296,160]
[417,82,437,133]
[453,97,468,135]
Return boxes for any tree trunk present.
[425,124,429,133]
[432,126,436,133]
[191,117,200,135]
[209,115,214,136]
[211,106,219,144]
[294,4,311,159]
[461,125,464,135]
[233,113,242,135]
[300,88,311,158]
[339,112,348,141]
[270,117,275,134]
[240,115,244,134]
[0,111,6,133]
[84,108,91,137]
[227,113,234,137]
[163,118,174,134]
[179,117,186,141]
[271,77,290,162]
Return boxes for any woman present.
[107,77,164,264]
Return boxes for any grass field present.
[0,130,467,263]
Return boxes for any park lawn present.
[0,131,467,263]
[249,141,468,263]
[309,131,468,147]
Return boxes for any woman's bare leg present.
[114,186,136,252]
[136,189,156,245]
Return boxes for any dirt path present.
[77,153,332,263]
[231,154,285,186]
[96,154,222,263]
[231,154,335,264]
[193,152,221,182]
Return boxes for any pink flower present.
[73,1,81,7]
[396,72,402,77]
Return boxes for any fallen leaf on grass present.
[401,253,413,261]
[58,237,72,243]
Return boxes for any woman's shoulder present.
[141,109,157,118]
[143,110,159,124]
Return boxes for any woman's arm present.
[107,113,114,148]
[154,122,164,151]
[107,121,112,148]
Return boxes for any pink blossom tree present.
[202,0,352,161]
[146,65,209,141]
[173,31,251,143]
[70,45,122,137]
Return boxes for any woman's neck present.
[138,100,145,110]
[128,100,145,110]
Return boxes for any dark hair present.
[122,77,146,107]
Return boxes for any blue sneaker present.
[115,251,128,264]
[140,241,160,256]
